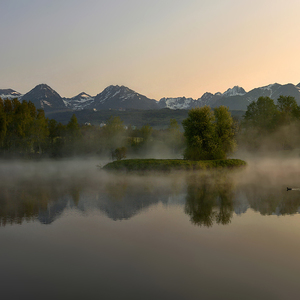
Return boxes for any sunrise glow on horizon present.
[1,0,300,100]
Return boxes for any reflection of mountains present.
[77,178,186,221]
[1,172,300,227]
[37,196,71,224]
[0,178,74,226]
[0,176,186,226]
[91,193,185,221]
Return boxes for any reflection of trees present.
[185,171,300,224]
[244,183,300,216]
[216,180,234,225]
[0,181,52,226]
[0,178,85,227]
[3,167,300,228]
[244,184,280,215]
[278,192,300,215]
[185,172,235,227]
[0,172,187,226]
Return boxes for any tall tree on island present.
[182,106,236,160]
[214,106,236,159]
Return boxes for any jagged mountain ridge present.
[88,85,158,110]
[2,82,300,112]
[223,86,246,97]
[212,83,300,110]
[158,97,197,109]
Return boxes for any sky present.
[1,0,300,100]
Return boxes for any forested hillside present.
[46,108,245,129]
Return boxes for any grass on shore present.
[102,158,246,172]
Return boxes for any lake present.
[1,157,300,300]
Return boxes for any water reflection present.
[0,170,187,226]
[1,163,300,227]
[0,177,74,226]
[185,172,235,227]
[2,160,300,300]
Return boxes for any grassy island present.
[102,158,246,172]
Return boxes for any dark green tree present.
[112,147,127,161]
[243,96,278,131]
[277,95,300,124]
[63,114,82,155]
[31,109,49,154]
[182,106,216,160]
[183,106,235,160]
[214,106,236,159]
[66,114,81,140]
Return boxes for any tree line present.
[2,168,299,227]
[0,97,185,158]
[182,95,300,158]
[1,94,298,159]
[240,95,300,151]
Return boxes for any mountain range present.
[1,82,300,112]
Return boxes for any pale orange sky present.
[1,0,300,99]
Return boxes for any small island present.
[103,158,246,172]
[103,106,246,172]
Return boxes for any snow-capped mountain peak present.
[77,92,91,98]
[63,92,95,110]
[90,85,158,110]
[223,86,246,97]
[0,89,22,100]
[21,84,65,111]
[158,97,197,110]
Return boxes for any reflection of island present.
[185,172,235,227]
[1,171,300,227]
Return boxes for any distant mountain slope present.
[212,83,300,110]
[63,92,94,110]
[21,84,66,112]
[0,89,22,100]
[158,84,300,111]
[157,86,244,110]
[88,85,158,110]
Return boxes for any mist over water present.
[1,156,300,299]
[1,155,300,225]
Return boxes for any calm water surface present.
[1,158,300,300]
